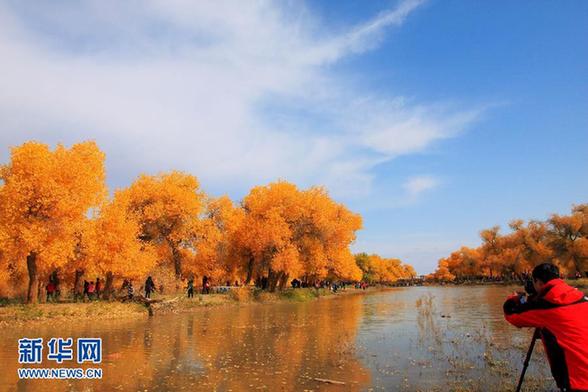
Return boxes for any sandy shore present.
[0,286,378,326]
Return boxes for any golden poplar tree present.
[233,181,363,290]
[184,195,244,282]
[0,141,106,303]
[548,205,588,273]
[86,192,158,297]
[117,171,204,280]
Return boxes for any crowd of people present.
[40,273,375,303]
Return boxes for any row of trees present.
[428,204,588,281]
[355,253,416,284]
[0,141,415,303]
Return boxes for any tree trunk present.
[26,252,39,304]
[38,280,44,303]
[103,271,114,300]
[169,241,182,279]
[572,255,582,274]
[73,269,84,301]
[278,273,289,290]
[268,269,279,292]
[245,256,254,285]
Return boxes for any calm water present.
[0,286,557,391]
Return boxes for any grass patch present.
[0,297,23,307]
[229,287,253,302]
[568,278,588,289]
[0,301,147,325]
[279,288,327,302]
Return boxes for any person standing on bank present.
[503,263,588,391]
[145,276,155,299]
[186,278,194,298]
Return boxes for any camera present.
[524,278,537,296]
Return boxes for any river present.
[0,286,557,391]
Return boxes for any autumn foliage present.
[355,253,416,284]
[0,141,415,302]
[231,182,364,290]
[0,142,106,302]
[428,205,588,281]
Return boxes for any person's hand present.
[504,295,521,314]
[507,292,520,301]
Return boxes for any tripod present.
[516,328,541,392]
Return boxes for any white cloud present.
[403,175,440,198]
[0,0,479,199]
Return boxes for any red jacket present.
[504,279,588,391]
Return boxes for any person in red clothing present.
[45,281,55,302]
[87,281,95,300]
[504,263,588,391]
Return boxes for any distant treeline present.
[428,204,588,281]
[354,253,416,284]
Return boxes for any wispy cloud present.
[403,175,440,198]
[307,0,426,63]
[0,0,480,199]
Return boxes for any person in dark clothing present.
[260,276,268,290]
[504,263,588,391]
[202,276,211,294]
[187,279,194,298]
[50,271,61,300]
[145,276,155,298]
[83,280,89,301]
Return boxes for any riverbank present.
[427,278,588,290]
[0,286,373,326]
[569,278,588,289]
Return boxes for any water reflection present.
[0,286,558,391]
[356,286,555,391]
[1,296,369,391]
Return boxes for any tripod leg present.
[515,328,540,392]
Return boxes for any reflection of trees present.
[190,296,369,391]
[4,297,369,391]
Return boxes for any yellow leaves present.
[116,171,204,277]
[0,142,371,290]
[123,171,203,228]
[301,238,328,277]
[354,253,416,283]
[85,197,157,279]
[429,258,456,281]
[0,141,106,273]
[234,181,363,283]
[432,203,588,280]
[329,248,362,281]
[271,245,301,278]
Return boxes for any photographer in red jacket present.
[504,263,588,391]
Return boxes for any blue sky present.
[0,1,586,274]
